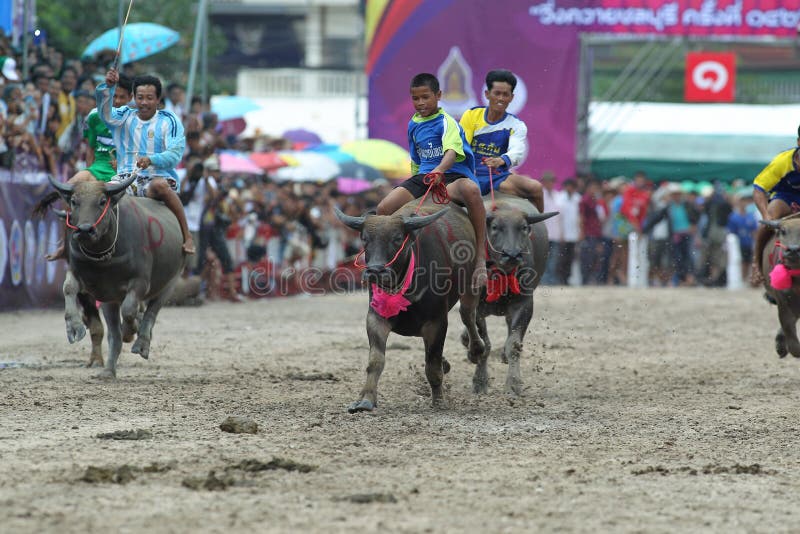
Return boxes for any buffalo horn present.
[759,220,781,230]
[104,174,138,195]
[333,207,366,231]
[47,173,74,197]
[526,211,559,225]
[403,207,450,232]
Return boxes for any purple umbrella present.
[282,129,322,145]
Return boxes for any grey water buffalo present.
[48,174,185,378]
[462,193,557,395]
[761,214,800,358]
[335,199,485,412]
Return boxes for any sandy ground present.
[2,287,800,533]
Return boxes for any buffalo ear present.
[759,220,782,231]
[334,207,366,231]
[526,211,559,225]
[53,209,67,220]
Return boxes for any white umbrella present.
[274,151,340,182]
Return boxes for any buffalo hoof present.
[93,368,116,380]
[460,329,469,349]
[776,331,788,358]
[131,338,150,360]
[500,348,509,364]
[66,323,86,344]
[472,379,488,395]
[431,397,446,410]
[505,376,525,396]
[348,399,375,413]
[442,358,451,374]
[86,356,104,368]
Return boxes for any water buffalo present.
[463,193,557,395]
[48,174,185,378]
[761,214,800,358]
[335,199,485,412]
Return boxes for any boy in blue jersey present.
[98,68,195,254]
[459,69,544,212]
[751,125,800,282]
[377,73,486,286]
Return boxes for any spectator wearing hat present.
[0,56,19,83]
[643,183,699,286]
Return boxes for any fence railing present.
[237,68,366,98]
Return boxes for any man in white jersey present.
[98,68,195,254]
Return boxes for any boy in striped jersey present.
[459,70,543,212]
[376,72,486,287]
[97,68,195,255]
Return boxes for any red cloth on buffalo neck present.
[486,267,521,303]
[370,251,415,319]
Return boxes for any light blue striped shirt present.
[96,83,185,184]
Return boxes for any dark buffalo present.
[335,199,485,412]
[48,174,185,378]
[463,193,557,395]
[761,214,800,358]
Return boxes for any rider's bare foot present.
[472,262,487,290]
[182,237,196,255]
[45,244,66,262]
[750,261,764,285]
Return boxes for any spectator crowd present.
[4,34,761,299]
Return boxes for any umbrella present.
[274,151,340,182]
[219,151,264,175]
[337,161,384,181]
[249,152,290,171]
[306,143,355,164]
[83,22,179,65]
[337,177,374,195]
[211,96,261,122]
[282,128,323,145]
[340,139,411,179]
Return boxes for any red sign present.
[685,52,736,103]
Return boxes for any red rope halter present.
[65,197,112,230]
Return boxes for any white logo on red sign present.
[692,61,728,93]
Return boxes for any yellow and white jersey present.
[459,106,528,180]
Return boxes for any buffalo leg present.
[459,290,485,364]
[777,305,800,357]
[63,270,86,344]
[422,318,448,407]
[470,314,491,394]
[78,292,104,368]
[504,300,533,396]
[132,279,177,360]
[97,303,122,379]
[776,327,788,358]
[348,312,391,413]
[121,285,144,343]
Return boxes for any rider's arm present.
[503,119,529,169]
[753,188,770,220]
[753,149,795,198]
[149,113,185,171]
[95,83,126,129]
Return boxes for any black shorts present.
[397,172,467,198]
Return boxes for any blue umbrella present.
[211,96,261,122]
[83,23,179,65]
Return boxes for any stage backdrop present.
[366,0,800,181]
[0,170,66,311]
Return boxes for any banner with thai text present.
[366,0,800,181]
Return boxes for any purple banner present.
[367,0,581,181]
[0,171,66,311]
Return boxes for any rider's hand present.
[106,69,119,86]
[136,156,152,169]
[483,157,504,169]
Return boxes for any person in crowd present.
[541,170,562,284]
[55,65,77,139]
[698,181,732,287]
[578,178,605,285]
[164,82,186,121]
[643,183,699,287]
[376,72,486,286]
[459,69,544,211]
[646,182,672,287]
[621,170,652,234]
[556,178,581,285]
[727,193,759,286]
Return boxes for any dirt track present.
[2,287,800,533]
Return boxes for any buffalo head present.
[762,217,800,269]
[486,209,558,269]
[48,174,135,244]
[335,207,449,288]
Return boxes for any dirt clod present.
[229,457,317,473]
[286,372,338,382]
[182,471,236,491]
[219,416,258,434]
[96,429,153,440]
[81,465,136,484]
[337,493,398,504]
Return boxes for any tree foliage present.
[37,0,228,90]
